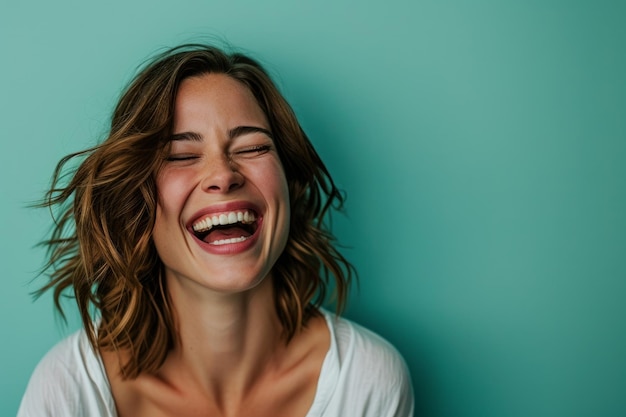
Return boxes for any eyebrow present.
[169,126,273,142]
[170,131,203,142]
[229,126,273,140]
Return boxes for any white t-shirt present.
[18,311,414,416]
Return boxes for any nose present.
[200,156,243,193]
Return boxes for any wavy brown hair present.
[38,44,354,378]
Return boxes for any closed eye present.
[235,145,272,156]
[165,154,199,161]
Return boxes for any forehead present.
[173,73,268,132]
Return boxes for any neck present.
[162,273,285,400]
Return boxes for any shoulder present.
[17,328,115,417]
[317,312,415,417]
[332,315,412,388]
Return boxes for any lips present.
[188,204,261,248]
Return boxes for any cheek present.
[254,161,291,236]
[271,166,291,231]
[156,169,197,216]
[271,175,291,223]
[153,171,195,258]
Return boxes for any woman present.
[18,44,414,416]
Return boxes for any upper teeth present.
[192,210,256,232]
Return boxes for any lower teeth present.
[209,236,248,246]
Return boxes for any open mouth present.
[191,210,258,246]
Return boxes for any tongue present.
[205,226,251,243]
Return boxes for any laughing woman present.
[18,44,414,417]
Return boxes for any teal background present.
[2,1,625,416]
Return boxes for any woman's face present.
[152,73,290,294]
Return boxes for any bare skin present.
[101,277,330,417]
